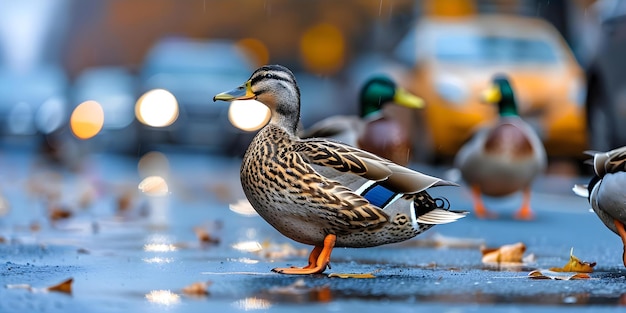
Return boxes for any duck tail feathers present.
[416,208,468,225]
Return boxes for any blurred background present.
[0,0,618,172]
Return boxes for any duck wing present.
[294,138,457,195]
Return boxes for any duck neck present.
[361,99,383,119]
[270,99,301,136]
[498,98,518,117]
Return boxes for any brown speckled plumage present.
[214,65,465,273]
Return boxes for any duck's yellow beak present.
[393,87,425,109]
[213,80,256,102]
[481,85,501,104]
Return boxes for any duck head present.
[359,75,424,118]
[213,65,301,135]
[481,74,519,117]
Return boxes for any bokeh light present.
[142,257,173,264]
[135,89,178,127]
[229,199,258,216]
[228,100,271,132]
[70,100,104,139]
[236,38,270,67]
[232,241,263,253]
[138,176,169,196]
[138,151,170,179]
[8,102,34,135]
[143,243,177,252]
[36,97,66,134]
[145,290,180,305]
[300,23,345,75]
[233,298,272,311]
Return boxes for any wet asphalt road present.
[1,144,626,313]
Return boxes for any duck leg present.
[514,187,534,220]
[272,234,336,274]
[471,185,496,219]
[612,219,626,267]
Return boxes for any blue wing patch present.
[359,183,402,209]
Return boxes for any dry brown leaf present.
[193,227,220,245]
[549,248,596,273]
[528,270,591,280]
[182,281,211,296]
[47,278,73,294]
[328,272,376,279]
[29,222,41,232]
[49,207,72,221]
[481,242,526,264]
[116,190,135,212]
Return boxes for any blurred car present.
[0,65,68,141]
[70,66,139,153]
[584,2,626,151]
[393,14,587,160]
[138,37,257,155]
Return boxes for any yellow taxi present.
[392,14,587,159]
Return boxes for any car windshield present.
[435,35,560,64]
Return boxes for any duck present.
[301,75,424,166]
[213,65,466,275]
[454,74,546,220]
[573,147,626,267]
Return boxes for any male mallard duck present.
[573,147,626,267]
[214,65,466,275]
[302,75,424,166]
[454,74,546,220]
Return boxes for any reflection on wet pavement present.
[2,149,626,312]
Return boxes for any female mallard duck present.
[573,147,626,267]
[454,74,546,220]
[302,75,424,166]
[213,65,466,275]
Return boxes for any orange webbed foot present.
[613,219,626,267]
[272,234,336,275]
[471,185,497,219]
[514,188,534,221]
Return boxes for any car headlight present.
[569,77,586,107]
[435,75,469,105]
[36,96,66,134]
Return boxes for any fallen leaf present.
[49,207,72,221]
[29,222,41,232]
[481,242,526,264]
[47,278,73,294]
[182,281,212,296]
[549,248,596,273]
[7,277,74,294]
[528,270,591,280]
[116,190,135,212]
[328,272,376,279]
[193,227,220,245]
